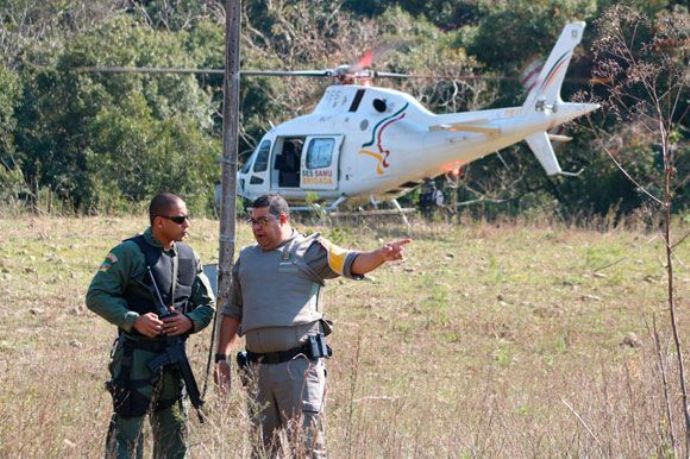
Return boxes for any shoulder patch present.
[320,238,349,276]
[98,252,119,272]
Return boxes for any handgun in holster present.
[236,351,250,387]
[307,334,332,360]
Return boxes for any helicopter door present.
[275,137,305,188]
[300,135,343,190]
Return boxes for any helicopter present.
[81,22,600,213]
[235,21,599,212]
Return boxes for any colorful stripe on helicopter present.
[358,103,408,175]
[537,51,570,95]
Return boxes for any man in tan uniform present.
[215,194,410,456]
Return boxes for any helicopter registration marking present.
[358,103,409,175]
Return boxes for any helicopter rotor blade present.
[240,69,334,77]
[72,66,501,81]
[71,66,528,82]
[73,66,604,85]
[371,71,510,81]
[373,71,417,78]
[74,66,225,75]
[74,66,336,77]
[374,72,599,84]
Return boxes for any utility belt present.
[239,333,332,367]
[121,335,170,353]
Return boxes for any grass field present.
[1,214,689,457]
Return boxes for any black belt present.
[122,337,169,353]
[246,334,332,364]
[246,344,310,364]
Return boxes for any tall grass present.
[1,215,688,456]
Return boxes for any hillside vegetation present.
[1,216,688,456]
[0,1,688,218]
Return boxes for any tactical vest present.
[123,235,197,315]
[238,233,325,334]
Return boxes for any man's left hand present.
[379,238,412,262]
[162,308,193,336]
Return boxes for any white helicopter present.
[236,21,599,212]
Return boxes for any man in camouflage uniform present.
[214,194,410,457]
[87,192,215,459]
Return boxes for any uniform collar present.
[261,229,299,252]
[280,230,299,248]
[143,227,177,254]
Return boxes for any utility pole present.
[217,0,240,323]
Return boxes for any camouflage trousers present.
[105,343,188,459]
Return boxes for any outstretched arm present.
[351,238,412,276]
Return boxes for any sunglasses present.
[161,215,189,224]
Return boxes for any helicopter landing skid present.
[290,199,415,227]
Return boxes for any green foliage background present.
[0,0,688,218]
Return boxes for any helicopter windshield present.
[241,140,271,174]
[253,141,271,172]
[240,153,254,174]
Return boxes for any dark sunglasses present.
[161,215,189,224]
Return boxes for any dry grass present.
[1,215,688,457]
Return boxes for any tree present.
[0,0,123,67]
[13,16,219,213]
[0,63,19,165]
[588,4,690,454]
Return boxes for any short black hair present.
[149,192,184,225]
[252,194,290,217]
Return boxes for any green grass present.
[1,215,690,456]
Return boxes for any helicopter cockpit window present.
[306,138,335,169]
[240,153,253,174]
[252,140,271,172]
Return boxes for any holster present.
[105,379,151,418]
[105,336,181,418]
[236,351,250,387]
[306,334,332,360]
[106,337,151,418]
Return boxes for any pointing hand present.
[379,238,412,262]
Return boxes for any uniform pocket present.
[106,347,157,418]
[301,359,326,413]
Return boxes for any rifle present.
[144,266,205,423]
